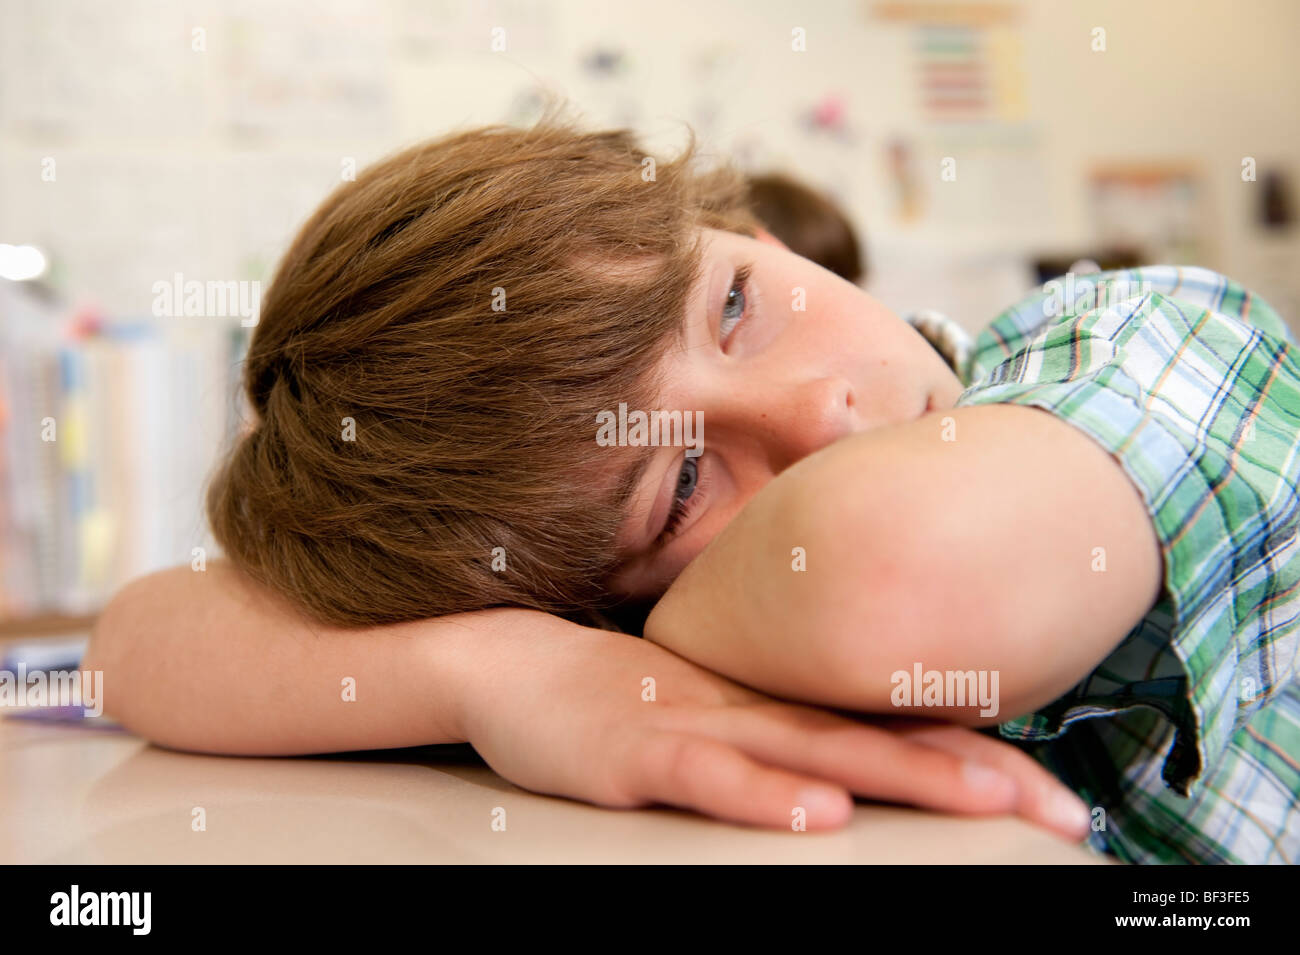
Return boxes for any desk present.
[2,717,1110,864]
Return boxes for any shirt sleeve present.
[954,273,1300,796]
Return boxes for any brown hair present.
[207,104,763,627]
[746,172,866,284]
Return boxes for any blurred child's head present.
[745,172,866,285]
[208,108,960,627]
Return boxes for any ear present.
[754,227,788,251]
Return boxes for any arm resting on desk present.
[644,404,1162,725]
[82,559,526,755]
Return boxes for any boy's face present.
[610,226,966,598]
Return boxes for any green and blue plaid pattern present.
[951,266,1300,864]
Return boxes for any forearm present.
[645,405,1161,724]
[83,559,530,755]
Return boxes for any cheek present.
[781,284,921,410]
[849,331,928,419]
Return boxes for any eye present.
[675,456,699,500]
[658,455,702,542]
[719,264,752,343]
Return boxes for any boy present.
[85,118,1300,862]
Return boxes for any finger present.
[895,724,1093,840]
[621,730,854,831]
[666,702,1021,817]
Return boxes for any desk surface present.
[2,717,1109,864]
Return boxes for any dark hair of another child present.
[746,172,866,284]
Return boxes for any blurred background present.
[1,0,1298,633]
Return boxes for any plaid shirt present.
[926,266,1300,864]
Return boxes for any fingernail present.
[961,761,1016,800]
[795,786,849,821]
[1049,789,1092,836]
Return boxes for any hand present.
[458,615,1092,838]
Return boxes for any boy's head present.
[208,110,961,627]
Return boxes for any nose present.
[743,375,858,473]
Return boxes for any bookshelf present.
[0,280,249,628]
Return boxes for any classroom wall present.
[4,0,1297,326]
